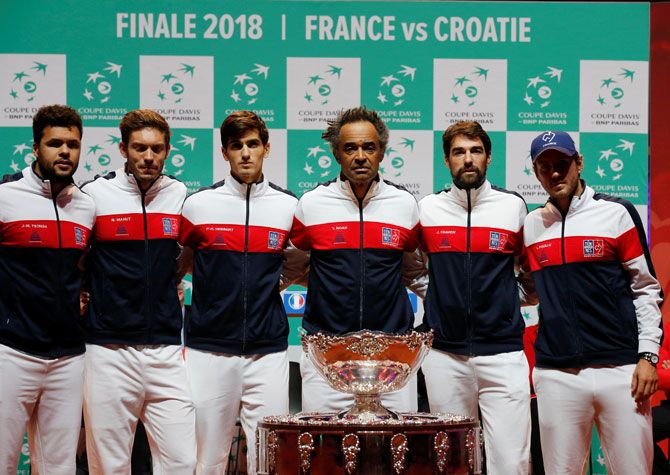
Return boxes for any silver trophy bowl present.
[302,330,433,421]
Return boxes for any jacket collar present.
[336,173,383,204]
[114,165,164,194]
[223,173,268,198]
[26,163,74,198]
[545,179,592,216]
[448,179,490,207]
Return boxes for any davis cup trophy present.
[257,331,482,474]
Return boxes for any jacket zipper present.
[466,190,473,356]
[358,197,365,330]
[560,209,582,359]
[242,184,251,353]
[141,189,150,338]
[51,186,63,358]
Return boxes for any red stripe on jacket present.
[94,213,181,241]
[422,226,521,254]
[0,220,91,249]
[290,219,418,252]
[180,218,287,253]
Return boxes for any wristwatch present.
[638,352,659,367]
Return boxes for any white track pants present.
[83,344,196,475]
[534,365,652,475]
[186,348,289,475]
[422,349,531,475]
[0,344,84,475]
[300,351,418,414]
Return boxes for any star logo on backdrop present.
[9,61,50,102]
[179,64,195,77]
[596,67,637,109]
[522,150,533,177]
[594,138,635,181]
[7,141,34,172]
[82,61,123,105]
[379,137,415,178]
[156,63,196,104]
[303,65,344,105]
[449,65,490,108]
[302,142,335,179]
[106,134,121,145]
[81,138,117,179]
[73,132,122,184]
[230,63,270,105]
[163,134,197,177]
[13,143,30,155]
[376,65,416,108]
[523,66,563,109]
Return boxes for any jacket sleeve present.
[402,249,429,299]
[289,198,311,252]
[617,205,663,354]
[516,256,538,306]
[178,196,197,248]
[402,199,428,298]
[280,241,310,290]
[515,201,538,306]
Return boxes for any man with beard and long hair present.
[418,121,536,475]
[0,105,95,474]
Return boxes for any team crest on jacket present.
[74,227,85,246]
[382,227,400,246]
[583,239,604,258]
[162,217,179,236]
[489,231,508,250]
[268,231,281,250]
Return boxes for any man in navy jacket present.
[524,130,663,474]
[180,111,303,474]
[82,110,195,474]
[0,105,95,474]
[291,107,425,413]
[419,120,535,475]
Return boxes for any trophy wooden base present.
[257,412,482,475]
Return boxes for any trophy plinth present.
[257,331,483,474]
[301,330,433,421]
